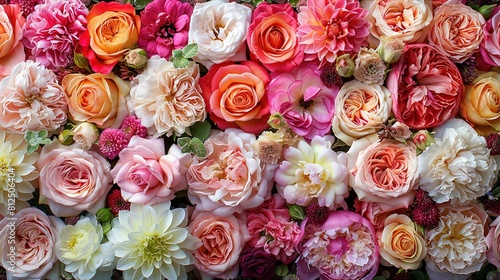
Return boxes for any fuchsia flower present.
[138,0,193,58]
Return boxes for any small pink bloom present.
[481,5,500,67]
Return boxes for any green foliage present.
[178,137,207,158]
[189,121,211,142]
[169,44,198,69]
[287,204,305,221]
[134,0,154,10]
[25,130,51,154]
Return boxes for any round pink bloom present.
[138,0,192,58]
[0,207,64,280]
[187,129,277,216]
[297,0,370,65]
[487,215,500,269]
[0,4,25,80]
[36,141,112,217]
[354,200,408,230]
[386,43,464,129]
[111,135,192,204]
[22,0,88,68]
[267,62,338,139]
[480,5,500,67]
[297,210,379,280]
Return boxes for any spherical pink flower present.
[119,115,148,138]
[480,5,500,67]
[111,135,192,204]
[138,0,193,58]
[98,128,129,160]
[297,0,370,66]
[267,62,338,139]
[22,0,88,68]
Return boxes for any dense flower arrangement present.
[3,0,500,279]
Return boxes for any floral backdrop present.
[1,0,500,279]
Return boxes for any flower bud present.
[72,122,99,150]
[377,36,405,64]
[58,129,74,145]
[96,208,113,224]
[413,130,434,152]
[124,48,148,69]
[336,54,355,77]
[268,113,286,129]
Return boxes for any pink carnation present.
[22,0,88,68]
[138,0,192,58]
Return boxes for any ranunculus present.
[71,122,99,150]
[460,71,500,135]
[138,0,192,58]
[62,72,129,129]
[187,129,276,216]
[247,2,303,73]
[297,0,371,66]
[36,140,113,217]
[428,1,485,63]
[0,207,64,280]
[189,212,250,279]
[274,135,349,209]
[353,47,387,85]
[0,60,68,134]
[267,62,338,139]
[480,6,500,67]
[379,214,427,270]
[22,0,88,69]
[199,61,270,134]
[188,0,251,69]
[386,43,463,129]
[79,2,141,74]
[332,80,392,145]
[240,247,277,280]
[487,215,500,269]
[297,211,379,280]
[418,118,497,205]
[129,55,206,137]
[111,136,192,205]
[364,0,432,47]
[425,203,489,278]
[0,4,25,80]
[347,135,418,211]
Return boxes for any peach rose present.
[0,4,25,80]
[63,72,129,128]
[189,212,250,279]
[428,1,485,63]
[79,2,140,74]
[379,214,427,270]
[36,140,113,217]
[0,207,64,280]
[460,72,500,135]
[199,61,271,134]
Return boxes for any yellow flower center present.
[139,235,168,263]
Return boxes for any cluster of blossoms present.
[2,0,500,279]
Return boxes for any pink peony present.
[267,62,338,139]
[111,135,191,204]
[480,5,500,67]
[297,0,370,66]
[0,4,25,80]
[297,210,379,280]
[386,43,464,129]
[138,0,192,58]
[22,0,88,69]
[487,215,500,269]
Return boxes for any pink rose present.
[189,212,250,279]
[486,216,500,269]
[480,5,500,67]
[354,200,408,230]
[386,43,464,129]
[36,141,112,217]
[111,135,192,204]
[0,4,25,80]
[0,208,64,279]
[247,3,303,72]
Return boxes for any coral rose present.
[386,43,463,129]
[247,3,303,73]
[481,6,500,67]
[62,72,129,129]
[199,61,271,135]
[79,2,140,74]
[0,4,25,80]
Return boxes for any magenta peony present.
[138,0,192,58]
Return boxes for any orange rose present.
[79,2,140,74]
[62,72,129,128]
[0,5,25,79]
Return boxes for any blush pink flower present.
[22,0,88,69]
[138,0,192,58]
[297,0,371,66]
[0,4,25,80]
[111,135,192,205]
[267,62,338,139]
[354,200,408,230]
[480,6,500,67]
[386,43,464,129]
[486,215,500,269]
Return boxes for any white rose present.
[188,0,251,69]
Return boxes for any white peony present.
[418,118,497,205]
[188,0,251,69]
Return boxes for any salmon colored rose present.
[247,3,303,73]
[79,2,141,74]
[199,61,271,134]
[0,4,25,80]
[62,72,129,128]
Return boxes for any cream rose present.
[332,80,392,145]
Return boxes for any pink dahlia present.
[297,0,370,66]
[22,0,88,69]
[138,0,193,58]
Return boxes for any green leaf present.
[182,43,198,59]
[171,49,183,60]
[38,130,48,139]
[288,0,299,7]
[275,264,289,277]
[173,58,189,69]
[372,276,387,280]
[288,204,305,220]
[133,0,153,10]
[74,52,91,72]
[25,131,36,141]
[493,187,500,198]
[27,145,38,155]
[189,121,211,141]
[189,137,207,158]
[479,4,497,19]
[177,137,191,149]
[408,271,426,280]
